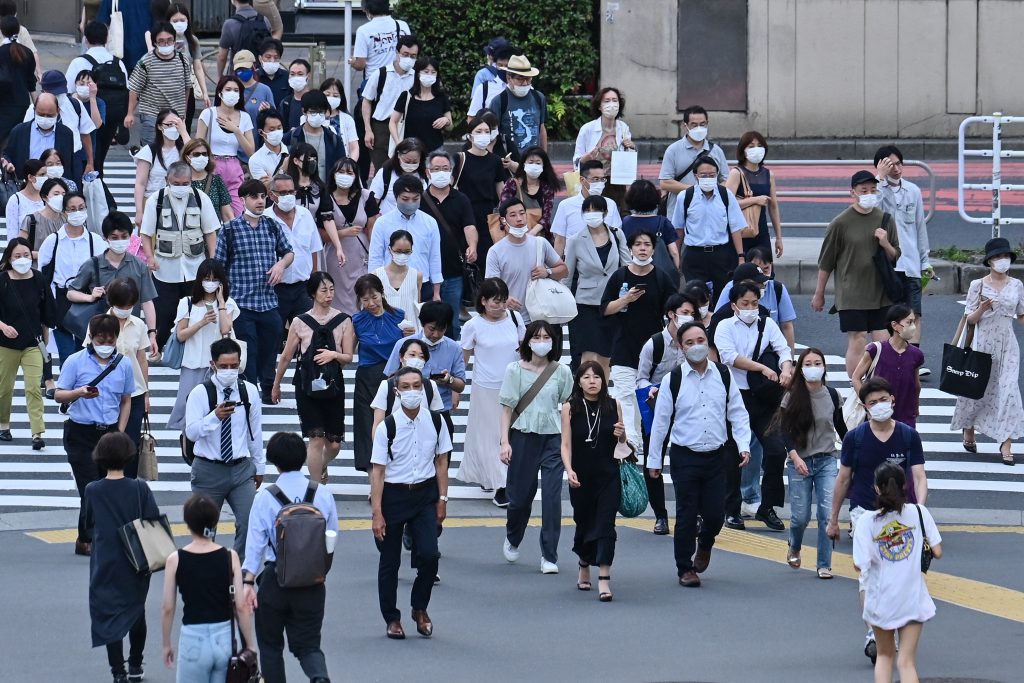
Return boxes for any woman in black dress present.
[84,432,160,683]
[454,113,506,267]
[561,360,626,602]
[0,16,36,148]
[389,56,452,153]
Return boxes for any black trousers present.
[740,389,787,509]
[642,429,668,519]
[105,612,146,674]
[375,482,439,624]
[274,281,313,328]
[64,420,116,542]
[94,119,119,177]
[669,445,727,575]
[681,242,738,305]
[255,562,329,683]
[153,279,194,350]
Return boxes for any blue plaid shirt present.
[215,215,293,312]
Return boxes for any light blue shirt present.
[382,332,467,410]
[671,186,747,246]
[242,470,339,576]
[30,125,57,161]
[367,209,444,284]
[55,349,135,426]
[715,280,797,324]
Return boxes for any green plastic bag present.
[618,462,649,518]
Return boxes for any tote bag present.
[525,239,577,324]
[939,314,992,400]
[618,462,649,518]
[118,481,176,575]
[108,0,125,59]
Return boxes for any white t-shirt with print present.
[353,16,411,74]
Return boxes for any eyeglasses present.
[275,189,296,196]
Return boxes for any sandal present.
[817,567,833,580]
[577,562,591,591]
[1002,449,1015,467]
[787,548,801,569]
[963,430,978,453]
[598,575,613,602]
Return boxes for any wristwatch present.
[147,329,157,336]
[243,579,255,586]
[439,495,449,503]
[545,267,552,277]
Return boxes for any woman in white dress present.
[373,229,421,332]
[950,237,1024,466]
[457,277,525,507]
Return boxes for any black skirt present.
[568,303,614,357]
[353,362,385,471]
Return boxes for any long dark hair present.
[287,141,324,184]
[874,461,907,517]
[773,347,828,450]
[568,360,614,417]
[0,236,31,270]
[384,138,427,178]
[165,2,199,53]
[1,16,28,64]
[412,56,444,98]
[148,108,184,169]
[190,258,230,303]
[327,158,362,200]
[514,146,559,189]
[319,77,348,112]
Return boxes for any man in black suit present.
[1,94,75,178]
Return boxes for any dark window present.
[677,0,749,112]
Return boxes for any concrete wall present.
[600,0,1024,139]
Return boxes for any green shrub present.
[394,0,599,140]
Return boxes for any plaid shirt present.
[215,215,293,312]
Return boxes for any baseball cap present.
[233,50,256,70]
[850,170,879,187]
[732,263,769,285]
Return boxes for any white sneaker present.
[918,367,931,377]
[541,559,559,574]
[503,538,519,563]
[740,502,759,519]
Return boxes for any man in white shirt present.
[24,70,96,178]
[713,281,793,533]
[266,173,323,326]
[139,161,220,349]
[184,338,264,554]
[370,366,452,640]
[367,175,443,302]
[248,109,288,185]
[350,0,411,75]
[551,159,621,257]
[648,322,751,587]
[486,196,566,325]
[361,34,420,175]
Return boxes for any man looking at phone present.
[184,338,265,554]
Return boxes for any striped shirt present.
[214,215,293,312]
[128,50,192,119]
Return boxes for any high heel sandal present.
[1001,448,1015,466]
[963,430,978,453]
[576,562,591,591]
[598,576,613,602]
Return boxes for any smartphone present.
[222,400,237,408]
[205,301,215,314]
[634,283,648,291]
[430,373,447,381]
[85,385,98,394]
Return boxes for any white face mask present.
[587,180,606,196]
[991,257,1012,274]
[112,307,132,319]
[687,125,708,142]
[220,90,240,107]
[75,85,91,99]
[736,308,759,324]
[32,176,45,191]
[244,207,264,219]
[107,239,129,254]
[685,344,710,363]
[472,133,491,150]
[632,255,653,267]
[162,125,180,141]
[398,56,416,72]
[697,177,717,192]
[171,20,188,34]
[10,257,31,274]
[93,344,116,358]
[262,60,281,75]
[35,115,57,131]
[326,95,341,110]
[509,84,531,98]
[399,389,423,409]
[306,113,326,128]
[429,171,451,189]
[699,305,710,318]
[46,166,64,179]
[403,356,425,370]
[189,156,209,171]
[288,75,307,91]
[67,210,88,227]
[335,173,355,189]
[168,184,191,200]
[745,146,766,164]
[275,194,296,212]
[675,314,694,327]
[583,211,604,228]
[419,73,437,88]
[601,101,619,117]
[507,225,529,238]
[264,129,284,146]
[399,161,419,173]
[202,280,220,293]
[530,340,553,357]
[523,163,543,179]
[215,368,238,386]
[802,366,825,382]
[489,130,500,142]
[868,401,894,422]
[46,196,64,212]
[156,44,175,57]
[857,193,880,209]
[391,252,411,267]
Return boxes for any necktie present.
[220,387,233,462]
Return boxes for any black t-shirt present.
[600,266,678,368]
[422,188,475,278]
[454,151,505,208]
[0,272,56,351]
[395,91,450,152]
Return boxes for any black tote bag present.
[939,315,992,400]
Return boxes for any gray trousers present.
[505,430,564,563]
[190,456,257,555]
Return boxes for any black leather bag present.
[746,315,785,407]
[225,553,260,683]
[873,212,906,303]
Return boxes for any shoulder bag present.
[225,552,260,682]
[737,169,762,239]
[388,91,411,158]
[745,315,784,407]
[915,504,934,573]
[108,0,125,59]
[63,257,109,340]
[58,352,124,414]
[525,239,578,324]
[939,312,992,400]
[117,479,176,575]
[421,190,481,309]
[511,360,559,424]
[137,413,158,481]
[842,341,882,430]
[873,212,906,303]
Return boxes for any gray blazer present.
[563,224,631,305]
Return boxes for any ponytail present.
[0,16,28,65]
[873,461,907,517]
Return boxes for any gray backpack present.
[267,482,328,588]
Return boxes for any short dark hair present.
[419,300,453,330]
[693,155,719,174]
[392,174,423,198]
[627,229,657,248]
[579,159,604,178]
[476,277,509,314]
[394,366,423,386]
[21,158,43,180]
[398,338,430,362]
[183,493,220,537]
[624,179,660,213]
[40,177,69,199]
[729,281,762,303]
[258,38,283,58]
[675,321,709,345]
[88,313,120,340]
[257,108,283,130]
[300,90,329,112]
[859,376,893,403]
[746,245,773,264]
[306,270,335,299]
[873,144,904,166]
[736,130,768,165]
[92,431,136,471]
[519,320,561,362]
[210,337,242,363]
[105,278,139,308]
[0,0,16,16]
[885,304,914,335]
[84,20,108,46]
[62,191,86,211]
[151,21,176,42]
[266,432,306,472]
[388,229,414,247]
[581,195,607,213]
[365,0,390,15]
[683,279,711,306]
[664,293,693,316]
[239,178,267,198]
[101,211,133,238]
[682,105,708,123]
[289,58,311,74]
[397,34,420,51]
[591,87,624,118]
[498,196,525,217]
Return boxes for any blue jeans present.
[175,621,232,683]
[786,454,837,569]
[233,307,282,394]
[53,327,83,367]
[741,435,763,505]
[439,276,463,339]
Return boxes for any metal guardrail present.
[768,159,937,229]
[958,113,1024,238]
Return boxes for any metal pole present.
[344,1,353,115]
[992,112,1002,238]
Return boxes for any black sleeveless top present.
[176,547,233,625]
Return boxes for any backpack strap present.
[774,281,783,307]
[508,309,519,329]
[384,414,397,460]
[385,376,397,414]
[425,379,434,406]
[718,185,732,231]
[826,385,848,439]
[374,66,388,104]
[302,481,318,504]
[236,381,254,442]
[682,186,695,224]
[203,380,218,412]
[430,410,444,451]
[267,483,291,507]
[648,332,665,382]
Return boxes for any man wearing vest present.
[243,431,337,683]
[184,338,264,555]
[139,161,220,350]
[370,366,452,640]
[647,322,751,587]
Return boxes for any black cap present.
[485,37,510,56]
[851,170,878,187]
[732,263,769,285]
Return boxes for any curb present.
[776,260,1024,295]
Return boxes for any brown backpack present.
[267,482,329,588]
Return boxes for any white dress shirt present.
[247,145,287,183]
[551,191,622,242]
[370,406,453,484]
[139,188,220,283]
[647,361,752,469]
[268,205,323,284]
[37,227,107,292]
[184,378,265,474]
[714,315,793,391]
[367,209,443,284]
[636,328,686,389]
[363,64,415,121]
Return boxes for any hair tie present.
[202,526,217,539]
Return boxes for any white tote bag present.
[83,176,109,235]
[108,0,125,59]
[525,239,577,324]
[842,341,882,430]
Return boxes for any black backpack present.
[232,13,272,60]
[295,313,347,398]
[180,380,254,465]
[383,410,445,460]
[83,54,128,118]
[384,375,435,414]
[647,331,667,382]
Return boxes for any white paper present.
[325,530,337,554]
[611,151,638,186]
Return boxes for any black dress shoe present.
[724,515,745,530]
[755,507,785,531]
[0,429,11,441]
[652,517,670,535]
[693,546,712,573]
[679,570,701,587]
[386,621,405,639]
[412,609,432,637]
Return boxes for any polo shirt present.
[69,251,158,304]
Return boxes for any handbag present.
[225,553,260,682]
[117,480,176,575]
[108,0,125,59]
[62,257,107,340]
[842,341,882,430]
[0,167,19,208]
[420,190,481,308]
[525,240,578,324]
[83,176,110,236]
[745,316,784,407]
[226,332,248,373]
[873,213,906,303]
[939,314,992,400]
[617,462,649,518]
[737,169,762,239]
[915,504,934,573]
[161,299,192,370]
[512,361,559,424]
[137,414,158,481]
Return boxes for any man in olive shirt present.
[811,171,900,378]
